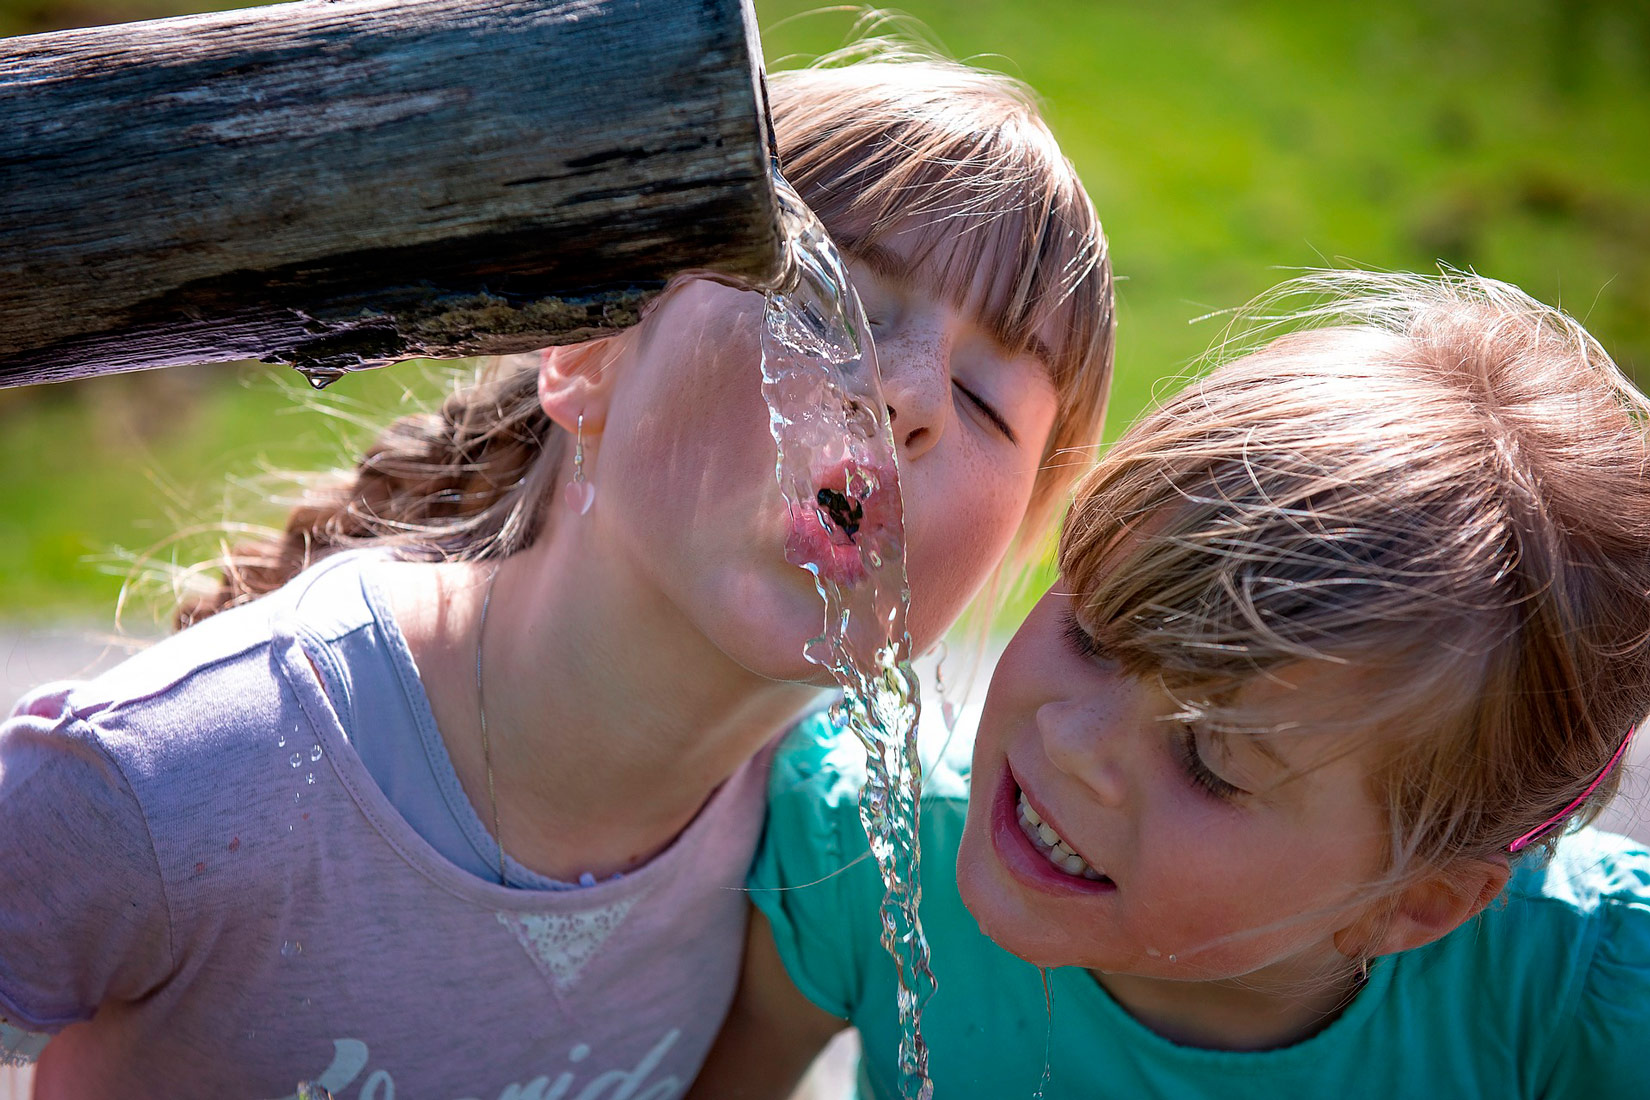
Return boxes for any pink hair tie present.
[1508,727,1636,853]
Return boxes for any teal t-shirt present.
[750,714,1650,1098]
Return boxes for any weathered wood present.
[0,0,782,388]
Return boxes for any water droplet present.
[1168,953,1178,963]
[289,752,302,768]
[1146,946,1162,958]
[310,743,324,762]
[301,997,311,1008]
[294,791,302,802]
[296,365,346,390]
[307,773,315,784]
[277,734,287,748]
[280,940,302,958]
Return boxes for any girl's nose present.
[1038,700,1129,808]
[878,315,951,462]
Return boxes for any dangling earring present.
[563,412,595,515]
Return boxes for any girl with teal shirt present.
[693,271,1650,1098]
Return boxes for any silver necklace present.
[477,563,506,886]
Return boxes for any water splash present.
[760,164,935,1100]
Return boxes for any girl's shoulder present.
[1506,826,1650,918]
[1512,827,1650,1005]
[1443,828,1650,1094]
[1468,828,1650,996]
[1538,829,1650,1093]
[751,709,974,1014]
[3,552,386,832]
[31,549,382,733]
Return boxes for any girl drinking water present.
[0,52,1114,1096]
[703,270,1650,1097]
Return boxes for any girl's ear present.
[538,336,623,434]
[1345,857,1511,959]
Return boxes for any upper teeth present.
[1018,791,1105,880]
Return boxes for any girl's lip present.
[990,762,1117,898]
[786,509,868,586]
[783,460,900,587]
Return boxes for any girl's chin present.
[956,817,1116,971]
[726,635,836,687]
[956,867,1081,969]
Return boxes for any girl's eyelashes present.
[1178,724,1246,802]
[954,380,1018,443]
[1062,608,1246,802]
[1062,608,1105,660]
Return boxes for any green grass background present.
[3,0,1647,627]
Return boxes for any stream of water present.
[758,165,936,1100]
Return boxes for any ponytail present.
[175,358,561,628]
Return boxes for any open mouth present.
[1017,791,1107,881]
[815,486,864,540]
[785,461,898,586]
[991,767,1116,895]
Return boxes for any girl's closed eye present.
[955,379,1018,443]
[1178,724,1247,802]
[1062,607,1105,660]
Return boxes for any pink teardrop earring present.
[563,412,595,515]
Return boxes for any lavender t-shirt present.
[0,554,774,1099]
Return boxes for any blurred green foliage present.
[3,0,1648,624]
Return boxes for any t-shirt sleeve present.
[0,687,175,1034]
[1540,850,1650,1096]
[747,713,882,1021]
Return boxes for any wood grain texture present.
[0,0,782,386]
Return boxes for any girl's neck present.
[383,546,822,883]
[1091,956,1365,1053]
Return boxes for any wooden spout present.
[0,0,783,387]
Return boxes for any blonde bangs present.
[769,55,1115,533]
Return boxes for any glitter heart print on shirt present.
[496,899,639,996]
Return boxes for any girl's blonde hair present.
[177,47,1113,627]
[1060,270,1650,879]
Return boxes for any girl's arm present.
[1,693,175,1033]
[687,909,847,1100]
